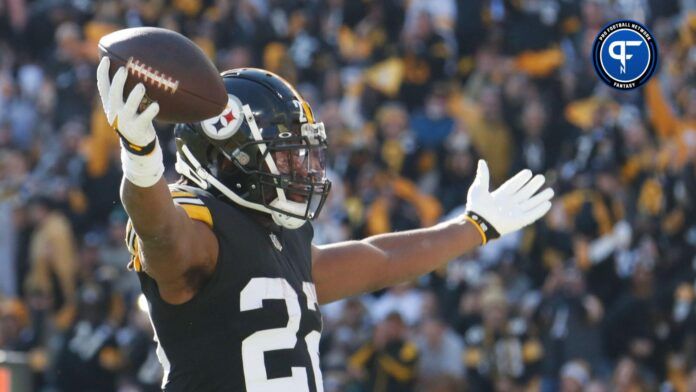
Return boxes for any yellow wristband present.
[464,215,487,245]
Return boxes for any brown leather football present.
[98,27,227,123]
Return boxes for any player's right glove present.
[96,57,163,187]
[464,160,554,244]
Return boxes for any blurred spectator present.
[559,360,590,392]
[414,317,464,386]
[515,99,553,173]
[437,126,478,212]
[0,298,32,351]
[323,298,372,365]
[452,82,514,185]
[370,284,425,327]
[611,357,653,391]
[375,103,416,176]
[0,189,17,295]
[603,260,667,381]
[52,279,121,392]
[24,196,77,317]
[116,296,162,392]
[463,282,543,390]
[348,312,419,392]
[537,266,605,387]
[364,175,442,237]
[410,85,455,150]
[399,12,453,110]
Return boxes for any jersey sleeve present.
[169,185,214,227]
[125,185,213,272]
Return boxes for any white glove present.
[96,56,160,150]
[96,56,164,187]
[465,160,554,244]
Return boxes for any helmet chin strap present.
[269,199,307,229]
[175,105,310,230]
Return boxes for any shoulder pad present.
[124,184,214,272]
[168,183,214,199]
[168,184,213,228]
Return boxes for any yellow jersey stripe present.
[377,355,414,382]
[171,191,195,198]
[125,220,134,251]
[178,204,213,227]
[132,237,142,272]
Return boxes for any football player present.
[96,58,553,391]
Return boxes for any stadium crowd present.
[0,0,695,391]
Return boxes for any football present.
[98,27,227,123]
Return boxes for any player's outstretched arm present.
[312,160,553,304]
[97,57,217,298]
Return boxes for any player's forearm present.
[120,177,180,246]
[313,218,484,303]
[361,218,482,288]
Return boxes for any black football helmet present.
[174,68,331,229]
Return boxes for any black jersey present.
[125,184,324,392]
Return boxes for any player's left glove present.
[464,160,554,244]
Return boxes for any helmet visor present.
[272,145,327,185]
[265,137,331,219]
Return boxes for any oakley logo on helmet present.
[202,94,244,140]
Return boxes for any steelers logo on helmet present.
[592,20,658,90]
[201,94,244,140]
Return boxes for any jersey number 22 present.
[240,277,323,392]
